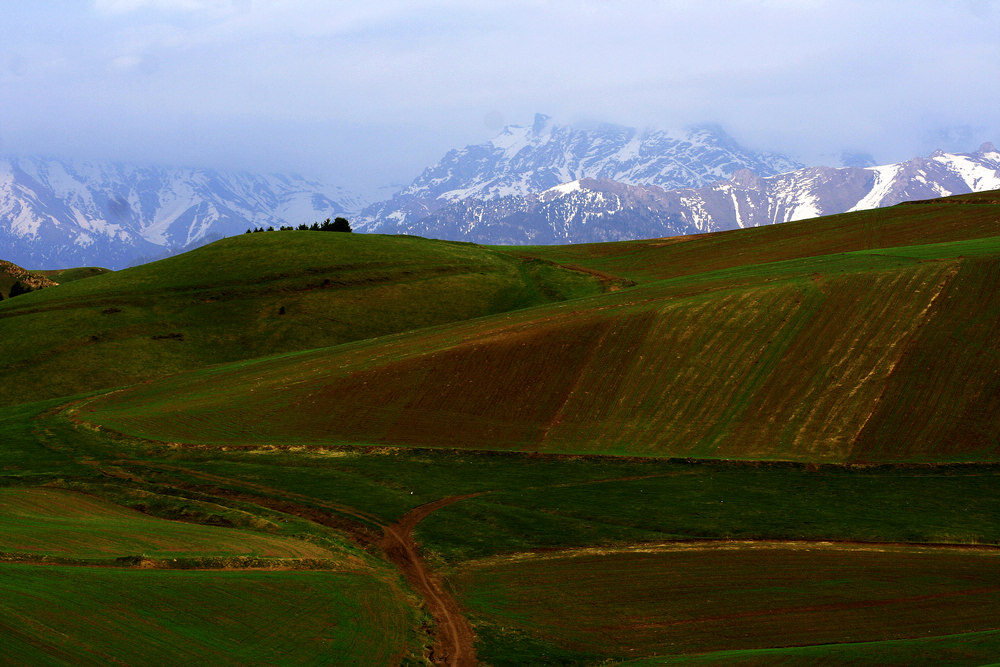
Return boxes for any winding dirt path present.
[380,494,485,667]
[51,414,486,667]
[126,459,485,666]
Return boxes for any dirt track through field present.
[117,460,483,666]
[380,494,485,667]
[34,398,486,667]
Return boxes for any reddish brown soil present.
[380,494,485,667]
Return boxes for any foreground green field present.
[1,564,421,666]
[451,543,1000,665]
[621,630,1000,667]
[3,191,999,665]
[5,397,1000,664]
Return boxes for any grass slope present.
[622,630,1000,666]
[0,564,419,666]
[4,191,1000,665]
[83,233,1000,462]
[35,266,112,284]
[0,487,339,560]
[0,231,606,406]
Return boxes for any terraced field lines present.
[853,255,1000,461]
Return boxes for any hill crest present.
[77,191,1000,464]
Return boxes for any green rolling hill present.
[2,191,999,666]
[81,195,1000,463]
[0,231,606,407]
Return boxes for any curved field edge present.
[18,396,1000,561]
[1,399,377,562]
[617,629,1000,666]
[413,464,1000,561]
[14,396,1000,559]
[447,542,1000,665]
[79,239,1000,463]
[0,563,425,666]
[0,487,347,560]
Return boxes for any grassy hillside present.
[0,487,344,560]
[4,191,999,665]
[623,631,1000,667]
[1,565,421,666]
[453,543,1000,665]
[0,231,606,406]
[500,191,1000,283]
[36,266,112,283]
[83,232,1000,462]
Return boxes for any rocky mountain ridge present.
[0,158,362,269]
[373,143,1000,244]
[3,113,998,268]
[357,114,802,231]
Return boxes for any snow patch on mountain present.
[849,164,900,212]
[545,180,583,197]
[935,151,1000,192]
[359,114,802,232]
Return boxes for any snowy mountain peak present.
[359,115,803,231]
[370,143,1000,245]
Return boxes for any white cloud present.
[109,54,143,70]
[93,0,234,13]
[1,1,996,186]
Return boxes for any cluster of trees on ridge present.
[245,217,352,234]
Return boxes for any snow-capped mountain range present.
[0,159,362,269]
[356,114,802,231]
[2,114,999,269]
[371,142,1000,244]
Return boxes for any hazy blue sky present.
[2,1,998,194]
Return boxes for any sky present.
[1,0,998,197]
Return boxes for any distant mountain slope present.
[376,143,1000,244]
[0,158,363,269]
[358,114,802,232]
